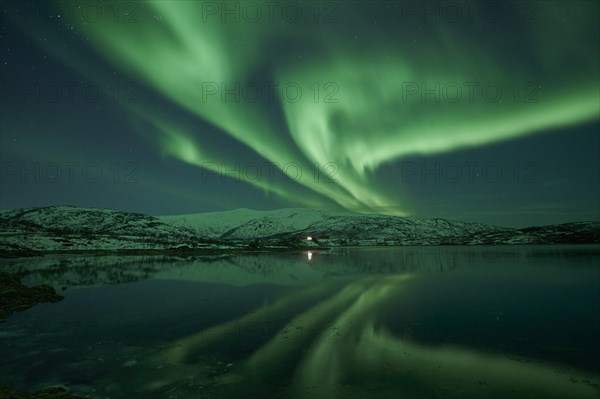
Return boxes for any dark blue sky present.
[0,1,598,227]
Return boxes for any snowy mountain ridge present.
[158,207,498,243]
[0,206,598,256]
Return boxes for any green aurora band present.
[52,1,600,214]
[143,274,598,398]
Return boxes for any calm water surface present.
[1,246,599,398]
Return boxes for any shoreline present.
[2,242,600,260]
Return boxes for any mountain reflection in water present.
[1,246,598,398]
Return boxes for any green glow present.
[158,274,599,398]
[65,0,599,214]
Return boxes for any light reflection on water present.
[1,245,599,398]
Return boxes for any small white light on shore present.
[306,236,312,241]
[307,251,313,261]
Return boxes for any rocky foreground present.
[0,383,85,399]
[0,272,64,322]
[0,275,81,398]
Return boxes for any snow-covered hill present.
[0,206,598,256]
[0,206,219,255]
[159,208,500,245]
[159,208,356,239]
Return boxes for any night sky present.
[0,0,598,227]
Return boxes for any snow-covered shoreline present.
[1,206,598,257]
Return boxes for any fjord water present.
[1,246,599,398]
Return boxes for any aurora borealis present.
[1,0,599,226]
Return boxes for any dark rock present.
[0,272,64,323]
[0,382,85,399]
